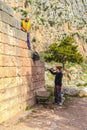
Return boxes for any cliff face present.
[5,0,87,56]
[29,0,87,56]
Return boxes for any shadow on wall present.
[25,71,35,108]
[25,60,36,109]
[25,56,45,109]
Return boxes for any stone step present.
[36,91,50,97]
[36,91,51,104]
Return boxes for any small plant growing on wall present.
[25,106,31,111]
[32,37,36,42]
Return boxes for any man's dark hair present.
[56,66,62,70]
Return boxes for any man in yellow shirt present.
[21,17,31,50]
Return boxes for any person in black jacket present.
[48,66,63,105]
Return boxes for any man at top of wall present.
[21,17,31,50]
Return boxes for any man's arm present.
[48,68,56,75]
[21,23,27,32]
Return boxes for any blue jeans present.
[27,33,31,50]
[54,85,62,103]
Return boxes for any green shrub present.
[77,83,87,87]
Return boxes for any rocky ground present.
[0,97,87,130]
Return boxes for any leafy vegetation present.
[21,10,28,17]
[25,106,31,111]
[44,36,83,69]
[13,7,18,11]
[48,20,55,27]
[77,83,87,87]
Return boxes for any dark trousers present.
[27,33,31,50]
[54,85,62,103]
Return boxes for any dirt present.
[0,97,87,130]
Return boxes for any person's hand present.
[45,68,52,71]
[22,28,26,32]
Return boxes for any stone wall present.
[0,1,45,123]
[1,0,23,8]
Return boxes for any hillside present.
[5,0,87,57]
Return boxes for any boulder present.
[62,86,80,96]
[79,87,87,97]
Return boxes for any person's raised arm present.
[48,68,56,75]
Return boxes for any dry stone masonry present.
[0,1,45,123]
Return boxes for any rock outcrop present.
[4,0,87,57]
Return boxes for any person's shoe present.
[58,102,62,106]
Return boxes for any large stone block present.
[20,48,29,57]
[15,46,21,57]
[11,18,21,29]
[0,33,9,44]
[36,90,50,97]
[16,76,23,85]
[1,19,20,37]
[0,67,4,78]
[0,94,32,115]
[3,55,17,67]
[26,97,35,107]
[21,75,32,86]
[8,25,14,37]
[1,33,19,46]
[0,54,4,66]
[16,57,23,67]
[0,42,4,54]
[18,85,28,95]
[33,80,45,90]
[21,66,32,76]
[13,28,19,38]
[4,44,16,56]
[0,78,3,89]
[0,103,25,123]
[1,11,11,24]
[0,33,1,42]
[0,21,3,32]
[16,20,21,29]
[13,37,19,46]
[8,36,16,46]
[0,84,34,102]
[16,67,22,77]
[0,96,19,112]
[0,86,18,102]
[19,30,26,41]
[0,10,1,21]
[21,57,32,67]
[0,1,14,16]
[33,60,41,67]
[0,21,9,34]
[23,91,35,100]
[19,40,27,49]
[0,77,18,90]
[4,66,16,77]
